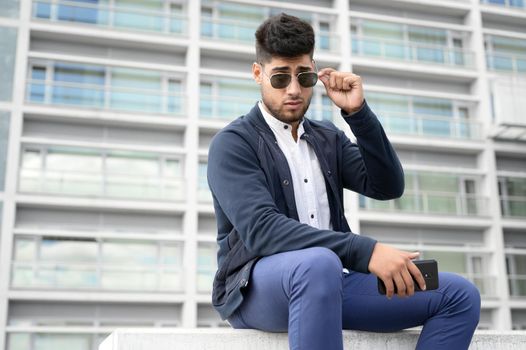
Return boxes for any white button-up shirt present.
[259,101,332,230]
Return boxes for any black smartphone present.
[378,259,439,295]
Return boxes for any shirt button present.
[283,179,290,186]
[310,214,314,219]
[284,125,288,129]
[304,178,308,183]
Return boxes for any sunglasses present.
[259,63,318,89]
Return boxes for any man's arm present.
[318,68,426,298]
[207,130,376,273]
[340,101,404,200]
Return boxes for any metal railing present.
[18,168,185,201]
[11,261,184,292]
[351,36,475,68]
[481,0,526,10]
[26,79,185,115]
[486,52,526,74]
[376,110,482,139]
[32,0,188,35]
[200,16,339,52]
[501,196,526,218]
[360,191,489,216]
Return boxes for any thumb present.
[409,252,420,259]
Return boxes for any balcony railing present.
[481,0,526,11]
[11,261,183,292]
[26,79,185,115]
[486,52,526,74]
[509,274,526,297]
[18,168,185,201]
[352,36,475,68]
[201,16,339,53]
[32,0,187,35]
[376,110,482,140]
[200,94,333,121]
[501,196,526,218]
[360,191,489,216]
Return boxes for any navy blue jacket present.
[207,101,404,320]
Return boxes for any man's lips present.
[284,100,302,106]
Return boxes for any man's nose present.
[286,75,302,95]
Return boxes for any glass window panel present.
[492,36,526,55]
[160,244,182,265]
[52,63,105,106]
[408,26,447,45]
[419,173,458,192]
[101,269,157,290]
[58,0,100,24]
[114,0,163,32]
[424,251,467,274]
[1,0,20,18]
[14,238,36,261]
[40,239,97,263]
[164,159,181,178]
[110,67,162,112]
[46,148,101,172]
[34,333,91,350]
[362,20,403,40]
[7,333,31,350]
[198,162,207,190]
[106,152,159,176]
[506,178,526,197]
[27,149,49,173]
[33,1,51,19]
[102,241,157,265]
[167,79,182,113]
[0,27,18,101]
[0,112,10,190]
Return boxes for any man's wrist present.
[343,99,366,116]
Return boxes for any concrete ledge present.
[99,328,526,350]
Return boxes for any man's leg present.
[227,247,344,350]
[342,271,481,349]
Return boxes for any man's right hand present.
[368,242,426,299]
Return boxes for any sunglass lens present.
[298,72,318,87]
[270,74,291,89]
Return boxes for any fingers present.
[383,277,395,299]
[400,265,415,297]
[408,260,427,291]
[318,69,361,91]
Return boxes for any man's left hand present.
[318,68,364,115]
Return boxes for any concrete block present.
[99,328,526,350]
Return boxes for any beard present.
[260,90,313,125]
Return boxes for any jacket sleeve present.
[207,129,377,273]
[339,100,405,200]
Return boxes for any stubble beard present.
[261,93,313,125]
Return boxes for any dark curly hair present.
[255,13,315,63]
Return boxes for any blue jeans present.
[227,247,480,350]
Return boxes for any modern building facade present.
[0,0,525,349]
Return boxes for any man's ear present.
[253,62,262,85]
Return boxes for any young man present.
[207,13,480,350]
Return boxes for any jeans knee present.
[290,247,343,296]
[443,273,481,327]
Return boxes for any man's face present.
[253,54,315,124]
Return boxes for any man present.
[207,13,480,350]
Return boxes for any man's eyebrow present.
[271,66,291,72]
[271,65,313,72]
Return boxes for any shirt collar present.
[258,101,305,140]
